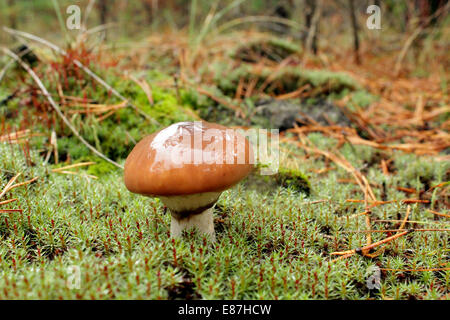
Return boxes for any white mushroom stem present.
[170,207,215,241]
[159,191,221,242]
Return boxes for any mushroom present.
[124,121,254,241]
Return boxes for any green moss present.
[1,35,448,300]
[139,87,193,126]
[52,72,198,162]
[394,153,449,190]
[86,158,119,177]
[107,72,195,127]
[243,166,311,196]
[347,89,379,110]
[57,136,91,160]
[0,128,448,299]
[232,38,302,62]
[213,63,359,98]
[275,167,311,194]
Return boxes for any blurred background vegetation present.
[0,1,449,300]
[1,0,448,52]
[0,0,448,170]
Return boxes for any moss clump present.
[86,159,118,176]
[232,38,302,63]
[347,89,379,110]
[48,155,119,178]
[136,86,193,126]
[394,153,449,191]
[108,73,195,127]
[275,167,311,194]
[55,75,196,162]
[57,136,91,160]
[243,167,311,195]
[213,63,359,98]
[76,156,119,177]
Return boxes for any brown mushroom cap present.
[124,121,254,196]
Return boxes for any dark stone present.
[252,98,352,131]
[14,44,39,67]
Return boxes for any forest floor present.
[0,28,449,299]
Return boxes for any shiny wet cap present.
[124,121,254,196]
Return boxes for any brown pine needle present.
[0,130,32,142]
[296,138,377,201]
[338,211,368,221]
[396,186,418,194]
[0,209,23,213]
[0,198,18,206]
[331,253,355,263]
[363,184,373,251]
[311,167,335,174]
[129,75,154,106]
[342,228,450,233]
[402,199,430,204]
[0,172,22,199]
[8,177,39,191]
[330,230,411,256]
[56,170,98,180]
[275,84,310,100]
[96,110,116,122]
[373,219,448,226]
[427,209,450,219]
[301,199,329,205]
[399,205,411,231]
[364,206,411,259]
[68,101,127,114]
[345,199,431,206]
[195,86,244,117]
[50,130,58,164]
[425,182,449,193]
[381,159,389,175]
[381,267,450,272]
[346,199,395,205]
[234,77,244,100]
[51,162,96,172]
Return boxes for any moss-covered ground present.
[0,124,448,299]
[0,26,448,300]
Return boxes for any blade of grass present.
[51,0,71,44]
